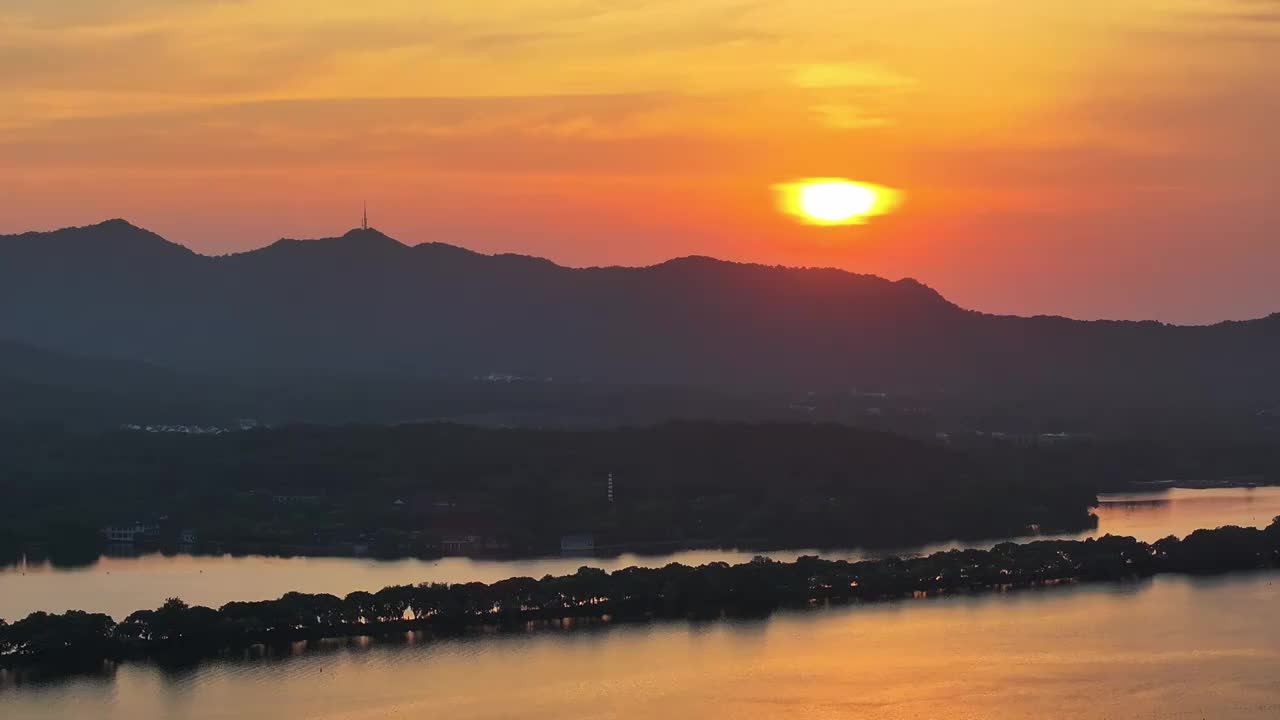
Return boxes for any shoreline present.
[0,536,1014,567]
[3,519,1276,681]
[4,521,1104,569]
[14,485,1271,570]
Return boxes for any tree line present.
[3,518,1278,675]
[0,421,1098,558]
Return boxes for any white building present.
[103,522,161,544]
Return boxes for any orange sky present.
[1,0,1277,323]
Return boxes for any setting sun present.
[800,181,877,222]
[775,179,900,225]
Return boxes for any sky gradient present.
[2,0,1277,323]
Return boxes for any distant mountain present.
[3,220,1279,414]
[0,337,777,429]
[0,338,196,426]
[0,337,171,390]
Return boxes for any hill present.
[2,220,1279,416]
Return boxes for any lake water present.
[2,487,1278,621]
[4,571,1279,719]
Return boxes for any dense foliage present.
[0,422,1097,557]
[3,519,1277,675]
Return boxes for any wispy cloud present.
[0,94,766,177]
[809,104,893,130]
[1132,0,1280,44]
[791,63,917,90]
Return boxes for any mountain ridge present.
[0,220,979,318]
[2,219,1278,411]
[8,219,1269,328]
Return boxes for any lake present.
[3,571,1278,719]
[2,486,1278,621]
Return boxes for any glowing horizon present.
[0,0,1277,323]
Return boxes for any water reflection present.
[3,572,1278,719]
[1098,499,1167,509]
[1,545,101,571]
[2,487,1279,621]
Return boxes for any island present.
[4,518,1277,678]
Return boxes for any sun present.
[799,182,878,222]
[775,178,900,225]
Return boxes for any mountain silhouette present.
[2,219,1278,414]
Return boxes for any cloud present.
[809,104,893,130]
[791,63,916,90]
[1135,0,1280,44]
[0,0,788,132]
[0,0,225,26]
[0,94,765,177]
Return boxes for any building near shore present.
[102,521,161,544]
